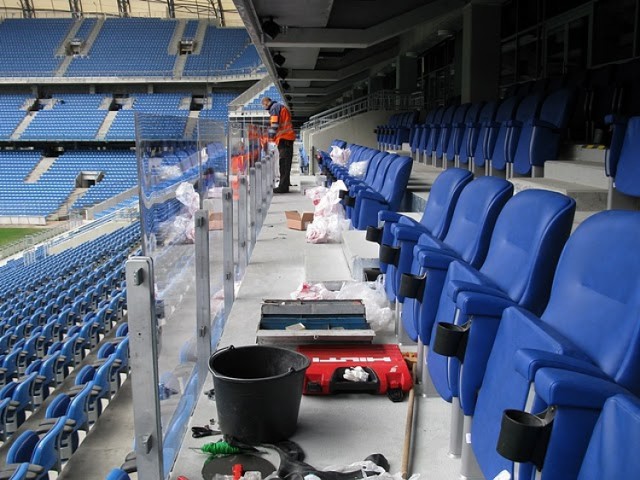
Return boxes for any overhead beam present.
[288,46,400,82]
[20,0,35,18]
[267,0,466,48]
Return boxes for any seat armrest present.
[378,210,402,224]
[514,349,609,383]
[447,279,510,302]
[393,224,428,242]
[455,290,517,316]
[535,368,630,410]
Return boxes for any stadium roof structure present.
[0,0,244,25]
[233,0,480,123]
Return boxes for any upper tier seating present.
[0,19,72,77]
[66,19,178,77]
[184,27,251,76]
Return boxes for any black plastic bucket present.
[209,345,310,443]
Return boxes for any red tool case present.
[297,344,413,402]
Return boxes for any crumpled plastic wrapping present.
[343,366,369,382]
[320,461,420,480]
[290,282,337,300]
[289,277,393,331]
[159,164,183,180]
[306,180,351,244]
[348,161,368,178]
[159,182,200,244]
[336,276,394,331]
[329,146,351,166]
[305,186,329,206]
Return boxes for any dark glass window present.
[500,40,517,85]
[518,0,540,31]
[593,0,635,65]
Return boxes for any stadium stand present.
[65,19,178,77]
[0,19,73,77]
[183,26,253,76]
[21,94,110,141]
[0,95,31,140]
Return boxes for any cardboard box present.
[285,210,314,230]
[209,211,223,230]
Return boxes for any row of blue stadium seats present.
[360,162,640,479]
[0,18,261,78]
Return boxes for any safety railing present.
[302,90,424,131]
[125,114,275,479]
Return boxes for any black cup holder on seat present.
[343,195,356,207]
[497,407,556,472]
[338,189,348,199]
[366,226,383,244]
[398,273,426,299]
[379,244,400,266]
[432,321,471,361]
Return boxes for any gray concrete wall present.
[306,109,403,154]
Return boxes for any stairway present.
[184,111,201,139]
[56,18,83,56]
[25,156,57,183]
[168,19,187,55]
[55,56,74,77]
[11,111,37,140]
[509,145,610,231]
[96,111,118,140]
[80,18,105,56]
[173,54,188,78]
[192,21,209,54]
[49,187,89,221]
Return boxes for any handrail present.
[302,90,424,131]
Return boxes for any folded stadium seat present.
[352,156,414,230]
[576,395,640,480]
[426,190,575,459]
[4,417,68,480]
[105,468,131,480]
[604,115,640,204]
[393,177,513,340]
[452,102,485,169]
[512,87,577,176]
[425,105,457,166]
[410,108,439,161]
[489,92,544,176]
[436,103,471,168]
[343,153,397,220]
[391,111,419,150]
[476,96,520,174]
[369,168,473,275]
[470,210,640,480]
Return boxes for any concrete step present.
[173,54,188,78]
[81,18,104,55]
[565,144,607,163]
[543,160,608,189]
[341,230,379,280]
[192,21,209,55]
[25,156,56,183]
[168,19,186,55]
[56,18,83,56]
[11,111,36,140]
[511,177,607,211]
[304,242,351,290]
[96,111,118,140]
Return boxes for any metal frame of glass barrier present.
[127,115,274,480]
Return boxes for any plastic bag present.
[176,181,199,216]
[313,180,347,218]
[290,282,338,300]
[305,186,328,206]
[159,165,182,180]
[321,461,420,480]
[329,145,347,165]
[305,213,350,244]
[336,276,394,331]
[348,161,368,178]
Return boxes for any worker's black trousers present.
[277,139,294,190]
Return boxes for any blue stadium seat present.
[395,177,513,341]
[605,115,640,199]
[471,210,640,479]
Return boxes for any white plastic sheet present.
[348,160,368,178]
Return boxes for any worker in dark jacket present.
[262,97,296,193]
